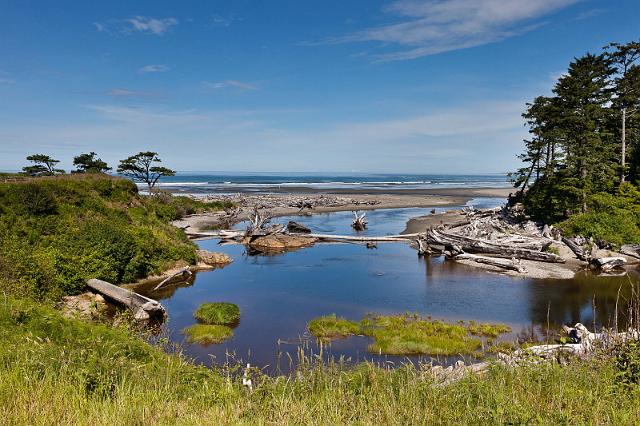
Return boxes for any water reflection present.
[136,206,638,372]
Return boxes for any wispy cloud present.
[106,88,162,99]
[95,16,178,36]
[573,8,604,21]
[202,80,258,91]
[138,64,170,73]
[324,0,579,61]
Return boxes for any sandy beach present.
[173,187,514,235]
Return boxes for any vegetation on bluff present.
[512,40,640,245]
[0,174,229,300]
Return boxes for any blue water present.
[135,204,636,373]
[149,172,510,193]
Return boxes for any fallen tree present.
[454,253,526,273]
[87,278,166,320]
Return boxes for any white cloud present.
[139,64,170,73]
[95,16,178,36]
[330,0,579,61]
[202,80,258,91]
[0,100,527,173]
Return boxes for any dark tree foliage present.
[117,151,175,193]
[73,152,111,174]
[513,42,640,224]
[22,154,65,177]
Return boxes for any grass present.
[467,320,512,338]
[308,313,512,356]
[308,314,361,339]
[2,297,640,424]
[193,302,240,325]
[183,324,233,344]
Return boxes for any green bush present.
[0,175,224,300]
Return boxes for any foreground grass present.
[310,314,512,356]
[1,298,640,424]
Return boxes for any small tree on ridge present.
[73,152,111,174]
[117,151,175,194]
[22,154,65,177]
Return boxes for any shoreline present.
[172,187,514,235]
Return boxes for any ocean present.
[146,172,511,194]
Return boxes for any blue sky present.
[0,0,638,173]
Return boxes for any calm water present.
[136,202,637,372]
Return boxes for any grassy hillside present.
[0,174,228,300]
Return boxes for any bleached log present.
[562,237,589,261]
[621,244,640,259]
[153,267,192,291]
[454,253,525,273]
[427,229,564,263]
[592,256,626,271]
[300,233,414,242]
[87,278,166,320]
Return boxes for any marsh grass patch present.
[193,302,240,326]
[183,324,233,344]
[308,313,512,356]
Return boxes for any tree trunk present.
[87,278,166,320]
[622,107,627,182]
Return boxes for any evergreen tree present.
[73,152,111,174]
[117,152,175,194]
[22,154,65,177]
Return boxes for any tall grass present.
[2,296,640,425]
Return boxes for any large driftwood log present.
[561,237,589,261]
[427,229,564,263]
[454,253,526,273]
[87,278,166,320]
[621,244,640,259]
[592,256,626,271]
[300,233,415,242]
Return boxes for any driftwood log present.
[351,211,367,231]
[592,256,626,272]
[427,229,564,263]
[454,253,525,273]
[87,278,166,320]
[562,237,589,261]
[621,244,640,259]
[287,221,311,234]
[153,267,192,291]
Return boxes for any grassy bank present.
[0,174,229,300]
[1,297,640,424]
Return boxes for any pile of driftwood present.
[351,211,367,231]
[413,205,630,274]
[432,323,638,385]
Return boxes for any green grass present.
[2,297,640,424]
[308,314,512,356]
[193,302,240,325]
[467,321,512,338]
[308,313,361,339]
[183,324,233,344]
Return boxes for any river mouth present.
[136,201,638,373]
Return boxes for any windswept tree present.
[73,152,111,174]
[117,151,175,193]
[22,154,65,177]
